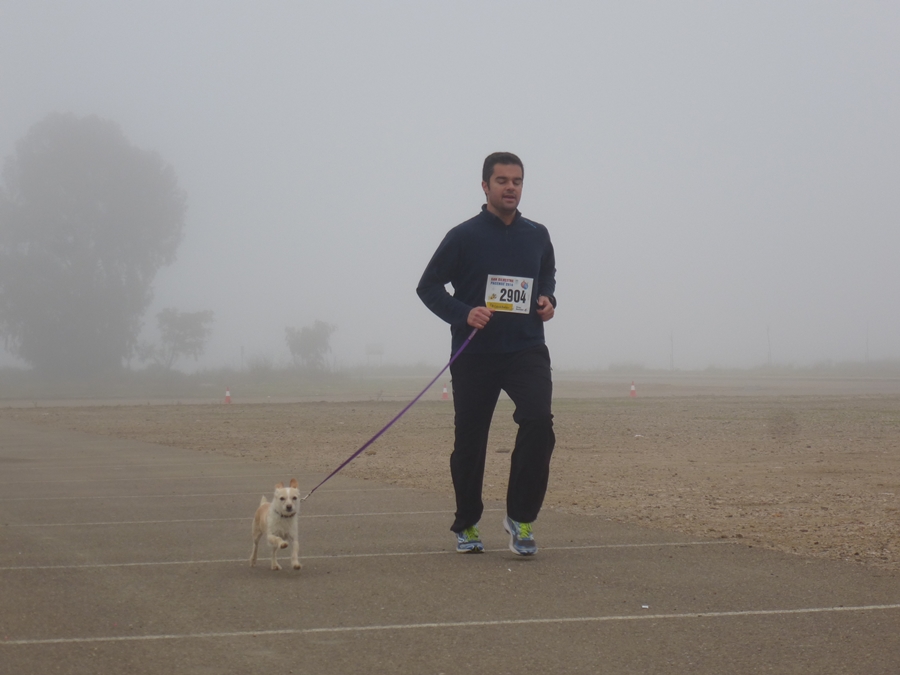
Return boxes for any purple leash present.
[300,327,478,501]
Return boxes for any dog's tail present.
[259,495,268,506]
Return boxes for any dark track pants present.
[448,344,555,532]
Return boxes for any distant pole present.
[865,323,869,364]
[669,331,674,371]
[767,325,772,367]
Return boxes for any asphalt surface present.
[1,418,898,674]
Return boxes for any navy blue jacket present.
[417,206,556,355]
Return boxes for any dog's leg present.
[267,534,286,570]
[251,499,269,568]
[250,530,262,567]
[267,534,288,550]
[291,539,302,571]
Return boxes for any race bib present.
[485,274,533,314]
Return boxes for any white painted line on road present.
[7,517,248,526]
[0,487,410,502]
[0,474,314,485]
[0,541,733,570]
[0,460,248,471]
[0,460,373,474]
[4,603,899,645]
[0,558,253,570]
[6,508,499,527]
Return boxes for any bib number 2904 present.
[498,288,528,304]
[485,274,533,314]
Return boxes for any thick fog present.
[2,2,898,371]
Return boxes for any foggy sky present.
[2,1,899,371]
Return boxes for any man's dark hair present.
[482,152,524,184]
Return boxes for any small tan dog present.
[250,479,302,571]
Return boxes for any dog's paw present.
[279,541,289,549]
[292,562,302,571]
[271,562,282,571]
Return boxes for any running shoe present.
[503,516,537,556]
[455,524,484,553]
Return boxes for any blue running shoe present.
[455,524,484,553]
[504,516,537,556]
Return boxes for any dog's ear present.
[289,478,299,488]
[274,482,284,489]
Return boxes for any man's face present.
[482,163,523,216]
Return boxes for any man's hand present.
[536,296,555,322]
[467,306,493,329]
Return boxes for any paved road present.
[1,419,898,674]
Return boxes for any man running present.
[417,152,557,556]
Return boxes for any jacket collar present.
[481,204,521,227]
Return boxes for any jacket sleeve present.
[538,235,557,307]
[416,230,472,326]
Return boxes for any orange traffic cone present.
[629,381,636,398]
[441,385,449,400]
[225,387,232,404]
